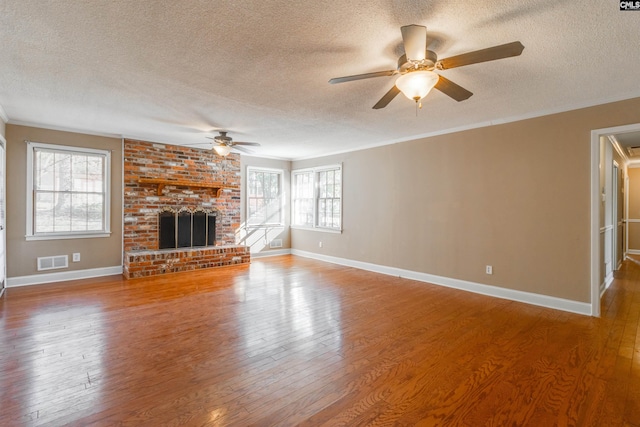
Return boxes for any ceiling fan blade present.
[372,85,401,109]
[434,75,473,102]
[329,70,396,84]
[401,24,427,62]
[232,145,254,154]
[233,141,261,146]
[438,41,524,70]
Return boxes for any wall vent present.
[37,255,69,271]
[269,239,283,249]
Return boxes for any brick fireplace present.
[123,139,249,279]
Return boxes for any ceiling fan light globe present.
[213,144,232,157]
[395,70,439,102]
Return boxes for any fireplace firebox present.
[158,208,217,249]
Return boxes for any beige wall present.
[292,97,640,304]
[6,125,123,278]
[240,155,292,254]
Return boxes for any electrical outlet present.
[72,253,81,262]
[319,241,323,248]
[485,265,493,275]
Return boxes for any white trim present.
[627,249,640,255]
[626,218,640,223]
[26,141,112,239]
[6,265,123,287]
[601,273,614,297]
[251,248,292,258]
[0,104,8,123]
[9,119,121,139]
[291,250,592,316]
[612,161,621,276]
[290,225,342,234]
[121,138,125,273]
[590,128,601,317]
[0,136,5,294]
[608,135,630,165]
[600,225,613,233]
[26,232,112,241]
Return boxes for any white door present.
[0,138,5,293]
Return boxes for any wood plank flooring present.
[1,255,639,426]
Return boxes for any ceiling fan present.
[205,131,261,156]
[329,24,524,109]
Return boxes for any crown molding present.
[293,91,640,162]
[8,119,121,139]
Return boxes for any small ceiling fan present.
[329,24,524,109]
[205,131,261,156]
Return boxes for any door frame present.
[0,134,5,298]
[591,123,640,316]
[612,161,620,272]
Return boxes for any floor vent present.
[269,239,283,249]
[37,255,69,271]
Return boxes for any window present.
[246,167,283,226]
[292,170,314,227]
[26,142,111,240]
[292,164,342,231]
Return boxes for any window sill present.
[290,226,342,234]
[244,224,285,229]
[26,232,112,241]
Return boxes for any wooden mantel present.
[137,178,225,197]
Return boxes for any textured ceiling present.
[1,1,640,159]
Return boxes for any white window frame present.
[26,141,111,241]
[246,166,285,228]
[291,163,342,233]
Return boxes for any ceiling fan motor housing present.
[215,132,233,145]
[398,50,438,74]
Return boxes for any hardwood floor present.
[1,255,639,426]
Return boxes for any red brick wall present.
[123,139,247,278]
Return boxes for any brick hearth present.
[124,246,250,278]
[123,139,249,279]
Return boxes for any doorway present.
[591,123,640,316]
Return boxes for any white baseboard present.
[626,249,640,255]
[7,265,123,288]
[600,272,614,297]
[251,248,292,258]
[291,250,592,316]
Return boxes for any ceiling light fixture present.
[213,144,232,157]
[395,70,439,106]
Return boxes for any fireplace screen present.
[159,208,216,249]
